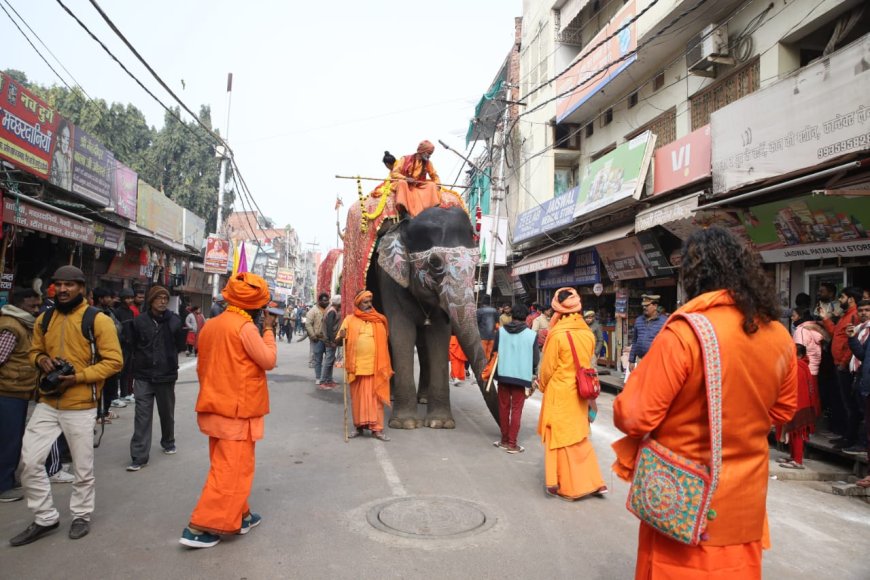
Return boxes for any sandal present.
[372,431,391,442]
[780,460,805,470]
[776,456,794,464]
[347,429,363,439]
[855,477,870,488]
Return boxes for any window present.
[625,107,677,149]
[601,108,614,126]
[652,72,665,91]
[690,57,760,130]
[585,123,594,138]
[628,91,639,108]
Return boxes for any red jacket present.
[822,306,859,367]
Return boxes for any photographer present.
[11,266,122,546]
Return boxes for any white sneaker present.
[49,470,75,484]
[110,399,127,408]
[124,394,135,403]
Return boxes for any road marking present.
[373,441,406,497]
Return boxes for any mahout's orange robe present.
[537,314,605,499]
[391,155,441,217]
[340,309,393,431]
[612,289,797,579]
[188,311,277,535]
[449,336,467,380]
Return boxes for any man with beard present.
[11,266,122,545]
[126,286,187,471]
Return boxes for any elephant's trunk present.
[450,300,500,425]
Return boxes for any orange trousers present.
[189,437,255,535]
[350,375,384,431]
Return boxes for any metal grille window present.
[626,107,676,149]
[690,58,760,130]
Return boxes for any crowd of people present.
[2,225,868,579]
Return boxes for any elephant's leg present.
[386,319,421,430]
[422,318,455,429]
[416,334,429,405]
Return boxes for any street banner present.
[92,222,125,251]
[0,72,58,180]
[204,236,230,274]
[71,126,113,206]
[574,131,655,219]
[712,35,870,194]
[275,267,295,293]
[596,236,651,281]
[2,196,92,243]
[556,0,637,122]
[652,125,711,196]
[513,186,579,243]
[112,160,138,220]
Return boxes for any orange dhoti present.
[481,339,494,361]
[189,437,256,535]
[542,428,605,499]
[394,180,441,217]
[449,336,467,380]
[350,375,384,431]
[635,523,762,579]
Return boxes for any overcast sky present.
[3,0,520,251]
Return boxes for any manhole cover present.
[367,496,494,539]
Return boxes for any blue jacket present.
[493,321,540,388]
[849,334,870,396]
[629,314,666,363]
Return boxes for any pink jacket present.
[793,321,828,375]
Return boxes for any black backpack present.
[40,305,101,349]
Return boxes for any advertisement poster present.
[712,36,870,194]
[71,126,113,206]
[204,236,230,274]
[574,131,655,219]
[92,222,125,251]
[556,0,638,122]
[513,186,579,243]
[0,72,58,180]
[265,257,279,282]
[538,248,601,289]
[137,180,184,242]
[596,237,651,281]
[2,196,92,243]
[740,193,870,262]
[112,160,138,220]
[275,267,295,289]
[651,125,711,196]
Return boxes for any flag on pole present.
[334,195,343,211]
[237,241,248,273]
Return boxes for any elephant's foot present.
[423,416,456,429]
[389,415,421,429]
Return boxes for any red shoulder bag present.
[565,332,601,400]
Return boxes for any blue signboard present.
[538,248,601,289]
[513,186,579,243]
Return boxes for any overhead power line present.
[0,1,74,92]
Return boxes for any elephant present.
[370,206,499,429]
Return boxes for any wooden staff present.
[342,338,349,442]
[334,175,470,189]
[485,353,498,393]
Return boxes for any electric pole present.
[212,72,233,299]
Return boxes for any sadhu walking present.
[338,290,393,441]
[612,227,797,579]
[537,287,607,500]
[180,272,278,548]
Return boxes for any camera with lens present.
[38,358,76,397]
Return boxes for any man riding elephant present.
[391,140,442,218]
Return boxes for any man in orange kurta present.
[612,227,797,579]
[391,140,442,217]
[537,288,607,500]
[449,335,468,383]
[180,273,278,549]
[338,290,393,441]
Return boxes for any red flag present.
[334,195,343,211]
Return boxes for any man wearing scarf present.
[537,288,607,500]
[0,288,42,503]
[181,272,277,549]
[391,140,442,218]
[338,290,393,441]
[127,286,187,471]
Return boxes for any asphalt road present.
[2,339,868,579]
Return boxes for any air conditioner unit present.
[686,24,732,76]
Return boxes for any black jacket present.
[131,309,186,382]
[113,304,136,349]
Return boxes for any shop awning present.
[511,224,634,276]
[466,59,508,146]
[635,192,701,239]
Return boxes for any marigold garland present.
[225,304,253,323]
[357,176,392,233]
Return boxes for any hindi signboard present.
[204,236,230,274]
[71,126,113,206]
[112,160,138,221]
[0,72,58,180]
[2,196,92,243]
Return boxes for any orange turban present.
[222,272,270,310]
[354,290,373,307]
[549,287,582,329]
[417,140,435,155]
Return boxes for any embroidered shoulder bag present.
[565,332,601,400]
[626,312,722,546]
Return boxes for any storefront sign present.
[740,192,870,262]
[712,35,870,194]
[92,222,125,251]
[513,187,579,243]
[511,252,569,276]
[635,192,700,238]
[276,267,295,288]
[556,0,638,122]
[204,236,230,274]
[538,248,601,289]
[2,197,92,243]
[112,160,138,221]
[597,237,650,281]
[0,73,58,180]
[0,272,13,291]
[652,125,711,195]
[71,126,113,206]
[574,131,655,219]
[615,287,629,318]
[265,257,279,281]
[136,180,184,243]
[183,209,206,249]
[636,231,672,277]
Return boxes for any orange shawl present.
[343,307,393,406]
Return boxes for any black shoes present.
[9,521,59,546]
[69,518,89,540]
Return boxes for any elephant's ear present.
[377,228,409,288]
